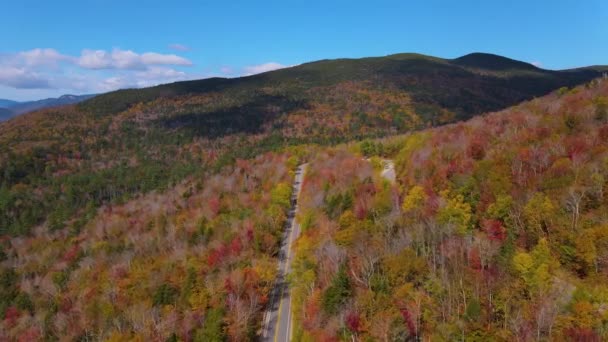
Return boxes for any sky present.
[1,0,606,101]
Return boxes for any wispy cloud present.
[243,62,289,76]
[95,67,194,92]
[0,67,51,89]
[0,47,291,97]
[168,43,190,52]
[531,61,543,68]
[17,48,69,67]
[77,49,192,70]
[0,48,195,93]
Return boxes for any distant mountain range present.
[0,94,96,121]
[0,99,19,108]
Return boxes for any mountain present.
[1,52,606,237]
[10,94,96,115]
[290,78,608,341]
[81,52,605,123]
[1,65,607,340]
[0,94,96,121]
[452,52,542,70]
[0,108,13,121]
[0,99,19,108]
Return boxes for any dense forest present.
[0,151,309,340]
[0,53,603,239]
[290,78,608,340]
[0,51,607,340]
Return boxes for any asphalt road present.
[365,158,396,183]
[261,160,392,341]
[262,164,307,342]
[380,159,396,183]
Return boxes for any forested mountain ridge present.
[0,53,604,238]
[80,52,604,122]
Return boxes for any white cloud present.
[17,48,69,67]
[0,47,196,93]
[1,47,293,99]
[77,49,192,70]
[531,61,543,68]
[140,52,192,66]
[168,43,190,51]
[0,67,51,89]
[98,76,134,92]
[243,62,288,76]
[77,50,112,69]
[109,49,144,69]
[94,67,193,92]
[134,67,189,85]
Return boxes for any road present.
[365,158,396,183]
[261,159,391,341]
[380,159,395,183]
[262,163,307,342]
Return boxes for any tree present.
[512,238,554,295]
[402,185,427,213]
[523,193,555,239]
[195,308,226,342]
[153,283,178,306]
[565,187,586,231]
[383,248,427,286]
[486,194,513,221]
[594,96,608,122]
[271,182,292,209]
[322,265,351,315]
[575,230,597,273]
[360,139,381,157]
[438,190,472,235]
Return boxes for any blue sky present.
[1,0,606,101]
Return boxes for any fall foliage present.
[290,79,608,340]
[1,53,608,340]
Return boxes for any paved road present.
[380,159,395,183]
[262,164,307,342]
[261,160,390,341]
[365,158,396,183]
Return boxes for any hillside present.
[80,52,604,123]
[1,76,607,341]
[290,78,608,340]
[0,53,605,238]
[0,108,13,121]
[0,53,607,339]
[0,151,303,340]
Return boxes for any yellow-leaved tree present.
[437,190,472,235]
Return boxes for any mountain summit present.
[452,52,541,70]
[81,52,605,122]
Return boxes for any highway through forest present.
[262,159,394,341]
[262,164,306,342]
